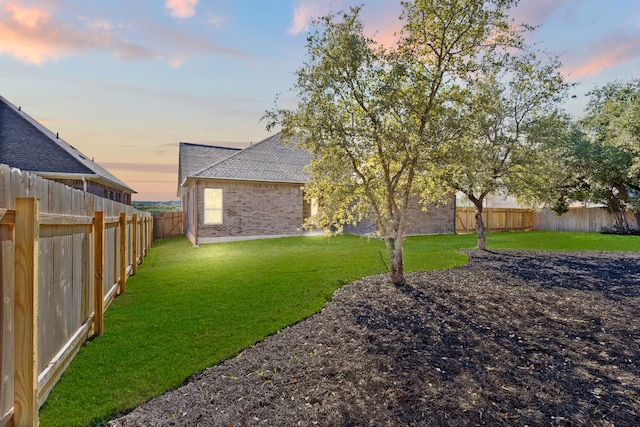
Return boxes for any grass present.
[38,231,639,426]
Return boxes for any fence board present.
[14,197,39,427]
[1,241,14,425]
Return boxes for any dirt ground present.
[107,249,640,426]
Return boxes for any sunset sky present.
[1,0,639,201]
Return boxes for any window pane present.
[205,210,222,224]
[204,188,223,224]
[205,188,222,206]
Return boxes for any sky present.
[1,0,639,201]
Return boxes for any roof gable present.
[178,142,240,187]
[191,133,310,184]
[0,95,135,193]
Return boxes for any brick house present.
[0,95,135,204]
[178,133,455,245]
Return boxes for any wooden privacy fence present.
[153,211,184,240]
[456,207,534,233]
[534,207,638,232]
[0,164,152,427]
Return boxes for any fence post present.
[139,217,145,265]
[118,213,126,295]
[93,211,105,337]
[132,214,138,275]
[14,197,39,427]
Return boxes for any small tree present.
[445,53,568,249]
[266,1,526,285]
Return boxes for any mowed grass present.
[39,232,639,426]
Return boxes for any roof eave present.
[34,171,137,194]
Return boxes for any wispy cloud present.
[0,1,157,63]
[288,0,334,35]
[0,0,246,65]
[510,0,574,26]
[165,0,198,19]
[288,0,401,48]
[565,31,640,78]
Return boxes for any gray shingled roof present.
[0,95,135,193]
[178,142,240,188]
[189,133,310,184]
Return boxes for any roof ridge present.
[191,134,276,178]
[179,141,243,150]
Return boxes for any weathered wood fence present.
[0,164,153,427]
[152,211,184,240]
[457,206,638,233]
[534,207,638,232]
[456,207,534,233]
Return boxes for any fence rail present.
[0,164,152,427]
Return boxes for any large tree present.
[266,1,527,285]
[553,80,640,231]
[445,53,568,249]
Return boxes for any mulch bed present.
[107,250,640,426]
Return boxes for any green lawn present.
[38,232,639,426]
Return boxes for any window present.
[204,188,223,224]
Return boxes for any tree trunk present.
[475,206,486,250]
[385,237,405,286]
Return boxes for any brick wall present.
[344,194,456,236]
[195,179,305,242]
[404,194,456,235]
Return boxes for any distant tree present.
[266,0,528,285]
[444,53,569,249]
[552,80,640,232]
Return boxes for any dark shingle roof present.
[0,95,135,193]
[178,142,240,188]
[191,133,310,184]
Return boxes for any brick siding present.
[195,179,305,241]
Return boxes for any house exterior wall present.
[343,194,456,236]
[55,178,132,205]
[189,179,305,244]
[405,194,456,235]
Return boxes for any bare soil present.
[107,250,640,426]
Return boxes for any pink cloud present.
[5,2,50,28]
[288,0,401,48]
[0,1,158,63]
[0,0,243,65]
[288,0,327,35]
[165,0,198,19]
[566,34,640,78]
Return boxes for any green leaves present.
[266,0,536,282]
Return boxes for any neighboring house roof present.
[183,133,311,185]
[0,95,135,194]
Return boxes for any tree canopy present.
[551,80,640,232]
[444,52,568,249]
[266,0,533,285]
